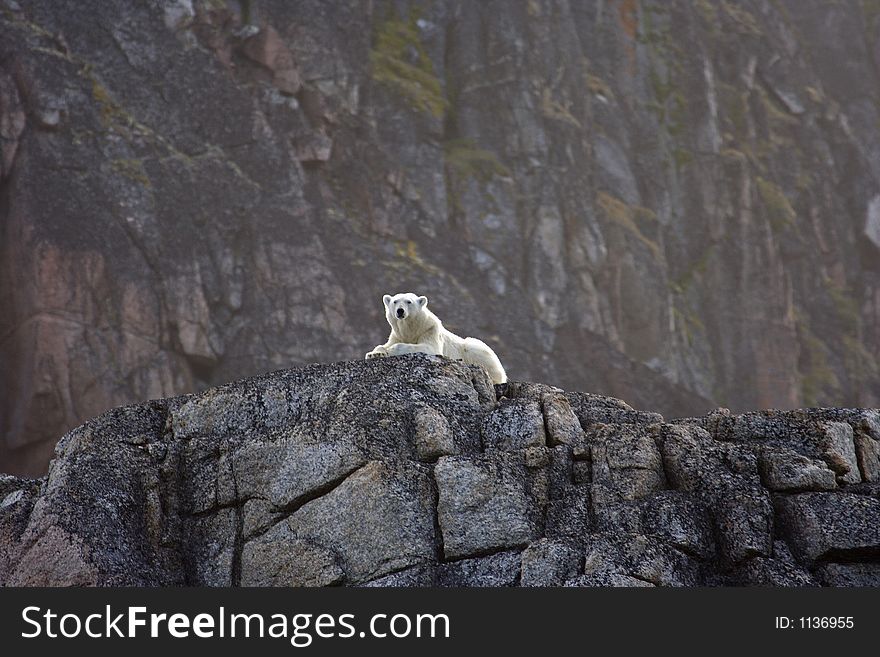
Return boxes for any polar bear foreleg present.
[385,342,442,357]
[365,345,389,359]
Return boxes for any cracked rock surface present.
[2,355,879,587]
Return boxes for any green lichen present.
[387,238,451,282]
[641,8,690,173]
[672,304,706,347]
[632,206,658,224]
[32,45,74,62]
[370,10,447,118]
[718,82,750,140]
[444,138,511,182]
[799,284,878,403]
[827,282,860,334]
[756,177,796,231]
[541,87,582,128]
[863,0,880,45]
[798,322,840,407]
[842,335,879,390]
[795,171,812,192]
[694,0,719,26]
[596,191,662,261]
[721,1,762,36]
[758,87,798,130]
[669,244,713,346]
[863,0,880,20]
[111,158,151,187]
[90,75,163,147]
[647,68,686,132]
[669,245,714,295]
[91,79,129,128]
[822,280,877,392]
[804,86,824,105]
[720,148,748,165]
[239,0,254,25]
[585,72,614,100]
[16,8,239,185]
[672,147,693,169]
[395,239,423,265]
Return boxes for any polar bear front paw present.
[365,347,388,360]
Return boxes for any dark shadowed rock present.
[815,562,880,587]
[546,494,592,543]
[729,541,816,587]
[520,538,582,587]
[590,424,667,501]
[362,564,436,587]
[638,491,715,559]
[582,533,703,587]
[2,356,880,586]
[437,551,522,587]
[774,493,880,565]
[481,398,546,451]
[656,424,773,565]
[565,572,655,588]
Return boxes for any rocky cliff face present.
[2,355,879,586]
[2,0,880,476]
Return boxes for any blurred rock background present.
[1,0,879,475]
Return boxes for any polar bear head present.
[383,292,428,323]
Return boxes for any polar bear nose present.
[396,308,405,318]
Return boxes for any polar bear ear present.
[383,294,392,307]
[417,296,428,308]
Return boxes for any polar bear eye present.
[406,300,411,304]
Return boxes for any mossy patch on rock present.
[443,138,510,182]
[798,320,841,407]
[827,282,860,335]
[91,78,129,128]
[540,87,582,128]
[720,0,762,36]
[370,10,447,118]
[673,304,706,347]
[756,177,796,231]
[669,245,714,296]
[585,72,614,100]
[110,158,151,187]
[597,191,662,261]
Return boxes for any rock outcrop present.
[3,0,880,476]
[2,355,879,587]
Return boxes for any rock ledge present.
[2,355,879,586]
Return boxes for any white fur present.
[365,292,507,384]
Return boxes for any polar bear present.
[365,292,507,384]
